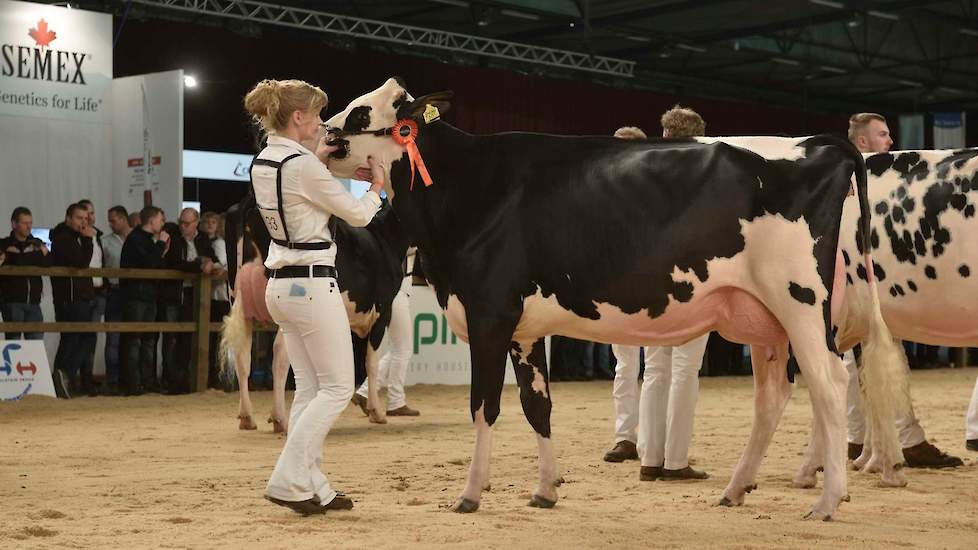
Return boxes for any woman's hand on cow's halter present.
[315,137,340,164]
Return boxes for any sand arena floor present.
[2,367,977,549]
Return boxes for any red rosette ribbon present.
[391,119,433,190]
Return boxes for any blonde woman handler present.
[245,79,384,515]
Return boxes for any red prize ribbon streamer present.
[391,119,433,190]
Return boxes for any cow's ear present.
[397,91,453,121]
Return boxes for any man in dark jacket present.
[119,206,169,395]
[50,203,97,398]
[0,207,51,340]
[159,208,215,394]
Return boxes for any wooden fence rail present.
[0,265,278,393]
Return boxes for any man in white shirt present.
[202,211,230,389]
[100,205,131,395]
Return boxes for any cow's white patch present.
[697,136,808,161]
[342,290,379,339]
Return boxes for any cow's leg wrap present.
[721,343,791,506]
[510,337,559,507]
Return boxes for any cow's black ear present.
[397,91,453,121]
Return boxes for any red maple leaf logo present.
[28,18,57,48]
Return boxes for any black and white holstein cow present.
[222,196,410,429]
[322,78,905,519]
[796,146,978,475]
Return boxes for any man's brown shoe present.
[966,439,978,452]
[322,494,354,511]
[387,405,420,416]
[903,441,963,469]
[603,440,639,462]
[847,442,863,461]
[661,466,709,480]
[350,393,369,416]
[640,466,661,481]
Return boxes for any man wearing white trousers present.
[844,114,961,469]
[967,374,978,451]
[353,247,420,417]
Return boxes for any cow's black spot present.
[892,152,930,184]
[950,193,967,210]
[870,228,880,249]
[873,262,886,281]
[901,196,915,213]
[934,228,950,244]
[342,106,372,132]
[866,153,895,177]
[874,201,888,215]
[924,265,937,279]
[842,249,851,266]
[960,265,971,278]
[907,279,917,292]
[913,231,926,256]
[892,206,905,224]
[920,218,932,238]
[672,280,694,302]
[889,286,898,297]
[846,273,853,285]
[856,264,867,281]
[788,282,816,306]
[965,204,976,218]
[933,243,945,257]
[894,284,905,296]
[883,217,915,264]
[896,186,907,199]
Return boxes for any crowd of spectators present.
[0,202,229,398]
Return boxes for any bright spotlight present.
[184,75,198,88]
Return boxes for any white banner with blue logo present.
[0,340,56,401]
[932,111,966,150]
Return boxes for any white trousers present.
[844,350,926,448]
[610,344,642,444]
[356,277,412,410]
[264,276,354,504]
[638,334,710,470]
[966,374,978,441]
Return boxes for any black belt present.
[266,265,337,279]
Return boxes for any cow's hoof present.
[367,409,388,425]
[269,417,287,434]
[528,495,556,509]
[803,510,833,522]
[716,496,741,507]
[238,415,257,430]
[451,497,480,513]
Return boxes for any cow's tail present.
[219,297,250,383]
[848,143,912,473]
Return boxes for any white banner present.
[111,70,183,219]
[0,340,56,401]
[183,149,254,182]
[402,286,517,385]
[0,0,112,227]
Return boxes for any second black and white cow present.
[223,194,410,426]
[323,78,906,520]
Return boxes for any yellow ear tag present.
[422,103,441,124]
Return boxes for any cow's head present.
[324,77,452,195]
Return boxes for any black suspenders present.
[249,152,333,251]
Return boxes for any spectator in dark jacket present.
[119,206,169,396]
[159,209,216,394]
[50,203,97,398]
[0,207,51,340]
[77,199,106,396]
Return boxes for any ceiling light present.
[500,9,540,21]
[184,75,198,88]
[772,57,801,66]
[868,10,899,21]
[960,28,978,37]
[676,43,707,53]
[809,0,845,8]
[819,65,846,73]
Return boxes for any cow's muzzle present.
[326,137,350,159]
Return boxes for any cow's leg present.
[510,337,560,508]
[269,329,290,434]
[234,327,257,431]
[719,343,792,506]
[365,342,387,424]
[789,327,849,521]
[451,312,518,514]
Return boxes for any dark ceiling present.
[57,1,978,112]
